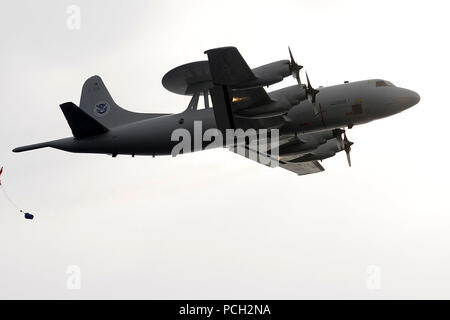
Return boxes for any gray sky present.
[1,0,449,299]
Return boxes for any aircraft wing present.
[205,47,280,131]
[230,144,325,176]
[278,160,324,175]
[204,47,257,87]
[205,47,273,109]
[231,87,272,110]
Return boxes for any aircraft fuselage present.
[14,79,419,157]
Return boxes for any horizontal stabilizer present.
[13,142,51,153]
[60,102,109,138]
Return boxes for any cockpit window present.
[376,80,395,87]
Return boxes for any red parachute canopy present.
[0,166,3,186]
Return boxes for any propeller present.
[333,129,345,150]
[288,47,303,85]
[343,131,354,167]
[305,72,320,104]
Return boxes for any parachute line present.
[1,185,21,211]
[0,166,34,220]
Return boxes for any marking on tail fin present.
[94,101,110,117]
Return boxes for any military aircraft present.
[13,47,420,175]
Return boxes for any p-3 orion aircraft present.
[14,47,420,175]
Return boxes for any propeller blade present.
[343,132,354,167]
[288,47,303,85]
[333,128,345,150]
[335,132,345,150]
[288,47,297,64]
[305,71,311,88]
[346,150,352,167]
[305,71,319,104]
[294,72,301,85]
[288,46,295,63]
[313,103,320,116]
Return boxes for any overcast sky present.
[1,0,450,299]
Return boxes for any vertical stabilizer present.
[79,75,167,128]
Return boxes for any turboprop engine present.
[278,129,343,161]
[289,138,344,163]
[234,47,304,89]
[289,130,354,166]
[233,60,292,89]
[162,47,305,95]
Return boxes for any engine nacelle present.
[279,129,344,161]
[162,59,294,95]
[289,138,344,163]
[278,131,336,160]
[233,60,291,89]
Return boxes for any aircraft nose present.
[396,89,420,110]
[412,91,420,105]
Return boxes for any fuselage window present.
[376,80,395,87]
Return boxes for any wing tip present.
[204,46,237,54]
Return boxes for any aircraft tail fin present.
[79,75,167,128]
[60,102,109,138]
